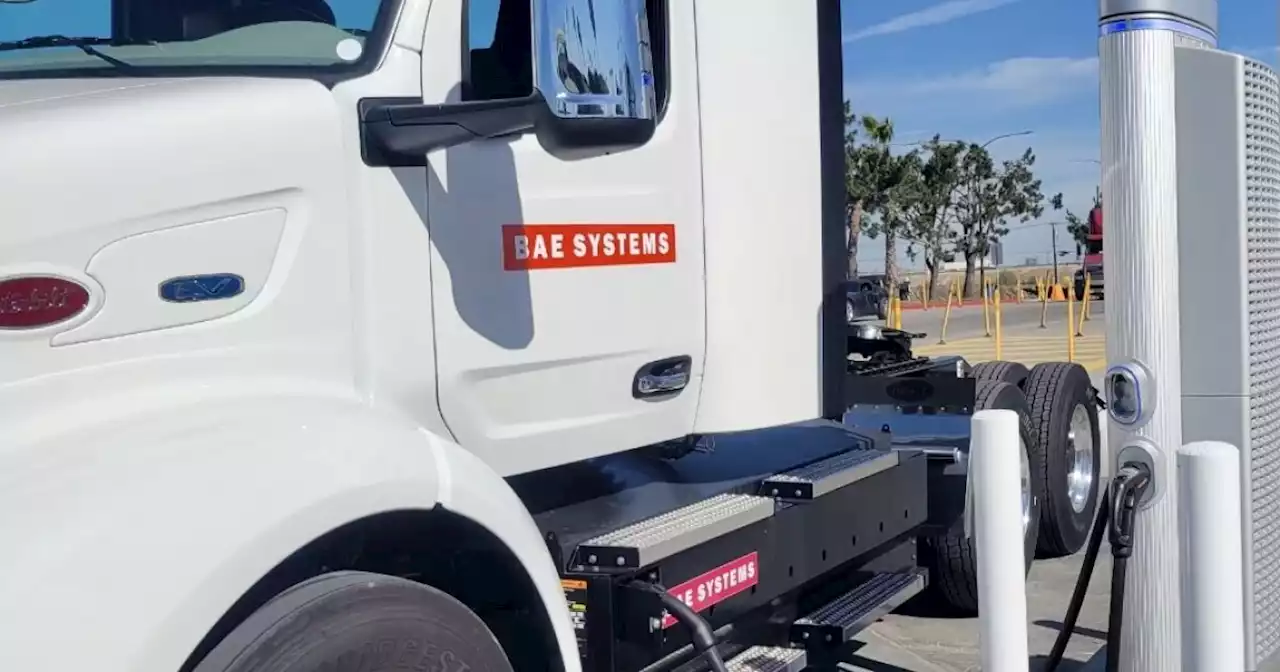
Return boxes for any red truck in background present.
[1074,203,1104,300]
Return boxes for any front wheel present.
[193,571,514,672]
[920,380,1044,615]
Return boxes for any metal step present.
[723,645,808,672]
[759,448,899,500]
[575,493,774,570]
[790,569,927,647]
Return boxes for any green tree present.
[1063,186,1103,249]
[899,137,964,300]
[844,106,907,281]
[953,145,1045,296]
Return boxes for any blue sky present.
[843,0,1279,270]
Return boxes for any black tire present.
[193,571,514,672]
[970,360,1030,388]
[920,380,1044,615]
[1074,280,1086,302]
[1024,362,1102,558]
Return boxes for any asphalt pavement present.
[899,299,1103,344]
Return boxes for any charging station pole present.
[1098,1,1218,670]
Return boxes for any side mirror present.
[529,0,657,152]
[359,0,656,166]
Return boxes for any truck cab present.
[0,1,1102,669]
[1075,203,1104,299]
[0,0,843,472]
[0,1,869,671]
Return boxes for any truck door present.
[422,0,705,473]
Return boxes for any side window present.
[464,0,669,117]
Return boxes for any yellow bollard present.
[1066,285,1076,362]
[895,297,903,329]
[938,285,954,344]
[1039,281,1049,329]
[994,284,1003,360]
[1075,278,1090,337]
[1080,275,1092,323]
[982,283,992,337]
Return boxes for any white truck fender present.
[0,395,580,672]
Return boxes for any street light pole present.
[975,130,1034,295]
[1051,222,1059,280]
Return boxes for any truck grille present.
[1244,56,1280,662]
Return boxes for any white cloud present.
[848,56,1098,114]
[844,0,1022,44]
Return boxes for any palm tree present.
[845,106,907,286]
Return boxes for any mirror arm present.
[359,94,541,167]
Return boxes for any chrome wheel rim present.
[1067,404,1096,514]
[1020,435,1032,534]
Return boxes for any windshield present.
[0,0,393,78]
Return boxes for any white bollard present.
[971,409,1030,672]
[1178,441,1245,671]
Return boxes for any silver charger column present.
[1098,1,1217,671]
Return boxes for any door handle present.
[633,356,692,399]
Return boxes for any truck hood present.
[0,75,354,436]
[0,78,176,110]
[0,76,344,258]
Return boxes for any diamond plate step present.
[759,448,899,500]
[575,493,774,570]
[724,645,808,672]
[790,569,926,647]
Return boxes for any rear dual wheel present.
[972,360,1102,557]
[970,360,1029,389]
[1024,362,1101,557]
[921,380,1043,615]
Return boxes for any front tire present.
[193,571,513,672]
[920,380,1044,615]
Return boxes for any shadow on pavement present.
[1034,619,1108,643]
[1029,654,1089,671]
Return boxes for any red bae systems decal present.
[502,224,676,270]
[661,551,759,629]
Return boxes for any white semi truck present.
[0,0,1101,670]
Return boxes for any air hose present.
[628,580,729,672]
[1043,461,1152,672]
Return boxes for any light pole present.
[891,129,1033,149]
[980,130,1034,148]
[972,131,1034,293]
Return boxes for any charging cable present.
[1043,461,1153,672]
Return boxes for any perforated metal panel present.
[1244,56,1280,663]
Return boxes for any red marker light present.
[0,276,91,329]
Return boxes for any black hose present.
[1043,463,1150,672]
[628,581,728,672]
[1106,552,1128,672]
[1043,487,1112,671]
